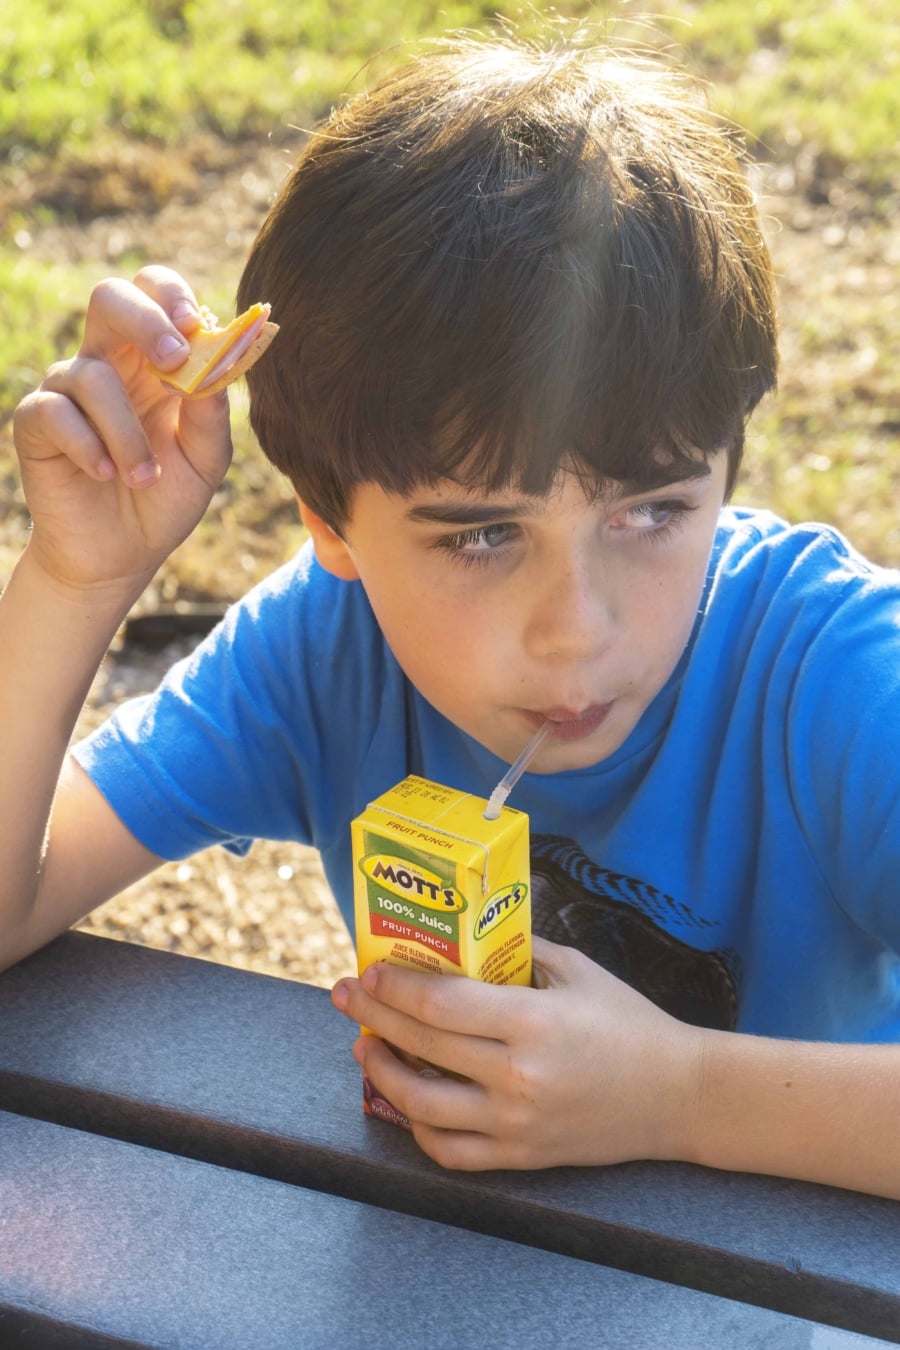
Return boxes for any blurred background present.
[1,0,898,983]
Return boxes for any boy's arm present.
[690,1022,900,1197]
[332,939,900,1199]
[0,550,163,969]
[0,267,232,971]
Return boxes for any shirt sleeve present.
[783,534,900,953]
[73,544,392,861]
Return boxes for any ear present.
[297,498,360,581]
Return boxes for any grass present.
[665,0,900,188]
[1,0,504,159]
[3,2,897,178]
[1,0,899,579]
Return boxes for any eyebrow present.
[405,501,539,526]
[404,469,713,526]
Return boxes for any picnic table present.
[1,930,899,1348]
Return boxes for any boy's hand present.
[12,266,233,600]
[331,937,703,1171]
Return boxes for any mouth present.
[525,704,613,742]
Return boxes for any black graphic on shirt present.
[531,835,739,1031]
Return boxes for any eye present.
[627,500,682,529]
[607,496,700,544]
[434,522,518,566]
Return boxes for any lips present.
[526,704,612,742]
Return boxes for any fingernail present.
[361,965,379,993]
[331,981,349,1011]
[155,333,187,361]
[129,460,160,488]
[172,300,199,323]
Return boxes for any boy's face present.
[308,454,729,773]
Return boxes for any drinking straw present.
[483,720,553,820]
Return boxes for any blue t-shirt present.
[75,508,900,1042]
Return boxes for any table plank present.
[8,1110,888,1350]
[2,932,899,1342]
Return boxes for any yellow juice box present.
[351,774,531,1126]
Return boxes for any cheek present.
[364,580,483,682]
[385,588,516,706]
[629,549,710,655]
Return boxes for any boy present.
[3,36,900,1194]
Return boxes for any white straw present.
[483,721,552,820]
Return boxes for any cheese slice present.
[148,302,279,397]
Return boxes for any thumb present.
[532,935,597,990]
[174,388,234,488]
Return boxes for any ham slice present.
[148,302,279,397]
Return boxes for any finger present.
[413,1124,528,1172]
[355,1035,492,1136]
[13,389,116,483]
[131,264,202,303]
[132,264,205,336]
[42,357,160,488]
[333,974,501,1081]
[356,960,535,1038]
[79,275,194,375]
[173,387,234,490]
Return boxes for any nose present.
[523,552,616,663]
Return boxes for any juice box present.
[351,774,531,1126]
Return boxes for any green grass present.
[1,0,504,159]
[669,0,900,191]
[3,1,897,178]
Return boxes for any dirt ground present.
[7,134,899,989]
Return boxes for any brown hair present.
[239,34,777,529]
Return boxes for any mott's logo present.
[361,855,465,912]
[474,882,528,940]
